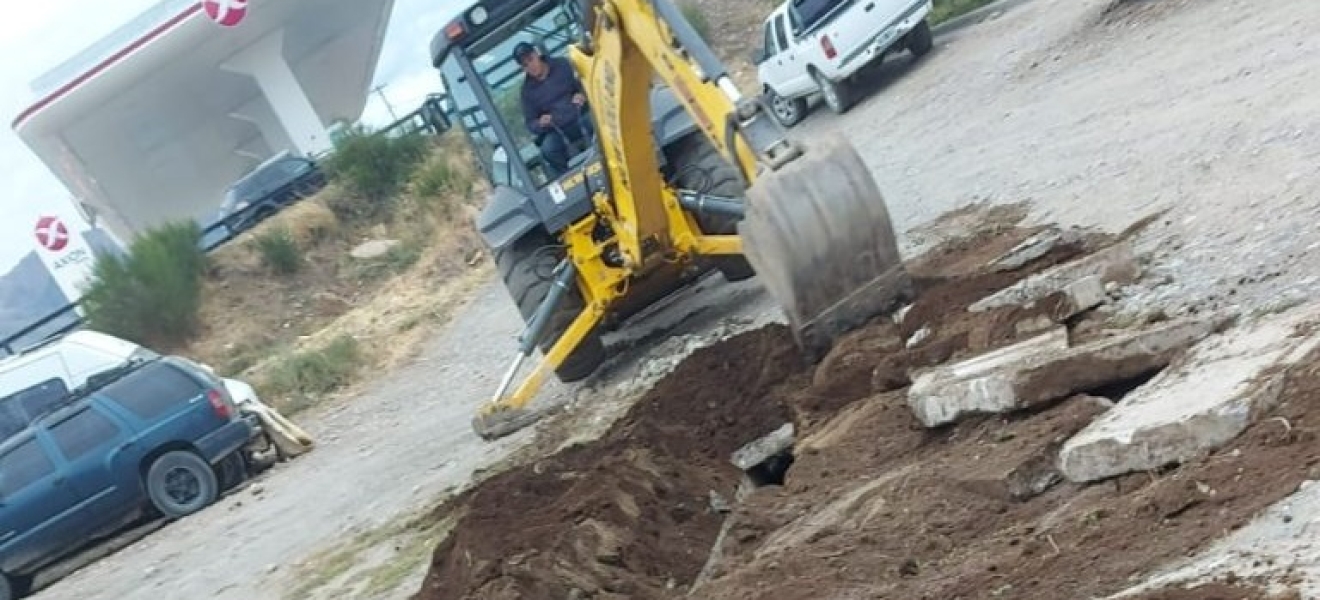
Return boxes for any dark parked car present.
[217,151,327,234]
[0,357,255,599]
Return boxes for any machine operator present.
[515,42,595,176]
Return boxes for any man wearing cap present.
[515,42,593,176]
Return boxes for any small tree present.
[322,126,430,222]
[253,226,302,275]
[80,221,207,348]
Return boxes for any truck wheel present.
[907,19,933,57]
[666,135,756,282]
[765,88,807,127]
[812,70,854,115]
[145,451,219,519]
[497,234,606,382]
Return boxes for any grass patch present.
[261,335,361,413]
[930,0,999,25]
[285,507,460,600]
[253,226,302,275]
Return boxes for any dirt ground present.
[28,0,1320,597]
[415,209,1320,600]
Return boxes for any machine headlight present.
[469,6,488,26]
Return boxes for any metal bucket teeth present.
[740,135,912,359]
[471,408,541,441]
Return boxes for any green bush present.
[322,126,430,222]
[681,3,712,39]
[412,158,463,200]
[253,226,302,275]
[930,0,997,24]
[81,221,207,348]
[263,335,361,411]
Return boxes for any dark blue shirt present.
[520,56,586,135]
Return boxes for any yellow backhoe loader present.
[428,0,912,439]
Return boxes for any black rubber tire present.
[145,451,219,519]
[765,87,807,127]
[812,69,854,115]
[214,451,248,492]
[666,135,756,282]
[496,234,606,382]
[907,19,933,57]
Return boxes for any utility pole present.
[372,84,399,122]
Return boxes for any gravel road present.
[799,0,1320,319]
[30,284,546,599]
[29,0,1320,596]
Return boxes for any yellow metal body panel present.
[479,0,766,418]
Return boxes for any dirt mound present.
[414,326,803,599]
[694,336,1320,599]
[415,209,1096,599]
[1126,582,1301,600]
[416,203,1314,600]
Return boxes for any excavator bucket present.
[740,135,913,359]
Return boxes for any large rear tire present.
[666,135,756,282]
[812,69,855,115]
[496,234,606,382]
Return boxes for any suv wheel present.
[215,452,249,491]
[146,451,219,519]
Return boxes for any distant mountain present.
[0,229,124,353]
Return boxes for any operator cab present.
[431,1,592,193]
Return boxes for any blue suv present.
[0,357,255,599]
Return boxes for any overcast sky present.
[0,0,466,274]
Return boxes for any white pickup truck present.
[754,0,935,125]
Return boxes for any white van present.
[0,331,305,463]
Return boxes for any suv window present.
[101,363,203,420]
[0,439,54,497]
[773,14,790,50]
[50,408,120,461]
[0,379,70,439]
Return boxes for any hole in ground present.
[1087,367,1164,401]
[746,450,796,487]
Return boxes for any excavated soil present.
[414,209,1319,600]
[1126,582,1301,600]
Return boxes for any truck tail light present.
[207,389,232,419]
[821,35,837,60]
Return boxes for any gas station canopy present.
[12,0,398,240]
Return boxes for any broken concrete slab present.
[1107,479,1320,599]
[990,228,1084,272]
[732,423,795,472]
[953,395,1113,502]
[1059,309,1320,484]
[1010,275,1108,338]
[908,318,1217,428]
[970,241,1139,313]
